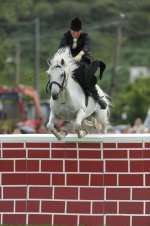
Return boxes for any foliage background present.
[0,0,149,125]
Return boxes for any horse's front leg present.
[47,111,63,140]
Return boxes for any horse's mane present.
[50,47,78,76]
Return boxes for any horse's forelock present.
[50,47,78,75]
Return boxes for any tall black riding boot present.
[91,87,107,110]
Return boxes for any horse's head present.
[47,59,67,100]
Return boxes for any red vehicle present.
[0,84,49,133]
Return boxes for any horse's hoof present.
[77,130,88,138]
[58,131,68,139]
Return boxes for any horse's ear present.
[61,58,65,66]
[47,58,51,66]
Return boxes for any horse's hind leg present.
[74,108,86,130]
[94,109,109,134]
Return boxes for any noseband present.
[46,65,67,93]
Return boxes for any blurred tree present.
[90,0,120,21]
[0,0,33,22]
[52,0,90,27]
[111,78,150,125]
[31,2,53,21]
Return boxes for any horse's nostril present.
[52,93,58,100]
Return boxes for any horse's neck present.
[59,75,79,102]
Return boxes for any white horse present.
[47,47,110,140]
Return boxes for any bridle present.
[46,65,67,93]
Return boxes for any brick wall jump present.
[0,134,150,226]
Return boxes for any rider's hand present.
[74,54,82,62]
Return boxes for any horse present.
[46,47,110,140]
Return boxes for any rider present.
[59,16,107,109]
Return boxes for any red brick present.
[143,150,150,158]
[129,150,143,158]
[106,215,130,226]
[2,142,24,148]
[54,187,78,200]
[145,202,150,214]
[103,143,116,148]
[15,200,39,212]
[41,160,63,172]
[0,201,14,212]
[54,214,77,226]
[118,142,142,148]
[78,143,101,149]
[28,214,52,224]
[79,150,101,158]
[146,175,150,186]
[0,188,1,198]
[3,149,26,158]
[132,216,150,226]
[26,142,49,148]
[93,201,117,214]
[145,142,150,148]
[16,160,39,171]
[52,174,65,185]
[133,188,150,200]
[52,149,77,158]
[0,160,14,171]
[80,160,103,172]
[130,160,144,172]
[131,160,150,172]
[27,174,50,185]
[103,150,127,158]
[52,142,76,148]
[91,174,117,186]
[107,188,130,200]
[29,187,52,199]
[3,187,27,199]
[67,174,89,186]
[79,215,103,226]
[119,174,143,186]
[3,214,26,224]
[42,201,65,213]
[67,201,91,213]
[28,149,50,158]
[65,160,78,172]
[106,160,128,172]
[2,173,27,185]
[142,160,150,172]
[103,174,117,186]
[80,188,104,200]
[119,202,143,214]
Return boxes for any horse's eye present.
[61,73,64,78]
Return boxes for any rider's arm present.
[82,33,91,54]
[76,33,91,58]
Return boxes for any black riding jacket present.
[59,30,93,64]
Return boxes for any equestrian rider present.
[59,16,107,109]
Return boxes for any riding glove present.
[74,54,82,62]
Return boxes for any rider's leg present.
[87,76,107,110]
[90,86,107,110]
